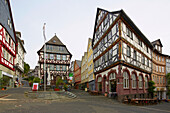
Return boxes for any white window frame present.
[139,75,143,88]
[145,76,148,88]
[123,72,129,88]
[132,74,136,88]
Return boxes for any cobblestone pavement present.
[0,88,170,113]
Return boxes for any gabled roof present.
[0,0,16,42]
[46,35,64,46]
[151,39,163,47]
[92,8,153,48]
[37,35,72,57]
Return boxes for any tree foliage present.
[56,77,63,89]
[148,80,156,98]
[33,77,40,83]
[24,62,30,74]
[167,73,170,96]
[0,76,10,88]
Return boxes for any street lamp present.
[43,23,47,91]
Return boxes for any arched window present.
[109,73,116,92]
[139,75,143,88]
[123,72,129,88]
[132,74,136,88]
[145,76,148,88]
[109,73,116,80]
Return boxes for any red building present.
[74,60,81,89]
[0,0,17,88]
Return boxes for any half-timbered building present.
[92,8,153,100]
[37,35,72,85]
[0,0,17,88]
[151,39,166,99]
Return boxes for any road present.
[0,88,170,113]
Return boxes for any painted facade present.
[151,39,167,99]
[87,38,95,91]
[0,0,17,88]
[15,31,26,85]
[74,60,81,89]
[37,35,72,85]
[81,52,88,89]
[92,8,153,100]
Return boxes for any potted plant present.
[64,84,68,91]
[55,77,63,91]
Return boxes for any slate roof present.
[151,39,163,47]
[0,0,16,42]
[92,8,153,48]
[37,35,72,57]
[46,35,64,46]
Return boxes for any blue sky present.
[10,0,170,69]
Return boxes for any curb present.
[0,95,8,98]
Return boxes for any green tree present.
[33,77,40,83]
[56,77,63,89]
[166,73,170,97]
[24,62,30,74]
[148,80,156,98]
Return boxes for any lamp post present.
[43,23,46,91]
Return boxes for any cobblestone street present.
[0,88,170,113]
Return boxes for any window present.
[159,56,161,61]
[139,39,142,47]
[109,73,116,80]
[156,55,158,60]
[147,59,149,67]
[126,27,133,40]
[127,46,131,57]
[147,47,149,53]
[62,65,66,71]
[139,75,143,88]
[50,65,54,70]
[142,55,145,65]
[63,55,66,60]
[45,53,48,59]
[56,65,60,71]
[132,74,136,88]
[109,49,112,59]
[134,50,137,61]
[156,66,158,72]
[160,77,162,84]
[57,55,60,60]
[157,76,159,84]
[145,76,148,88]
[123,72,129,88]
[3,49,6,59]
[162,57,164,62]
[50,54,54,59]
[159,66,161,72]
[105,52,108,62]
[162,67,164,73]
